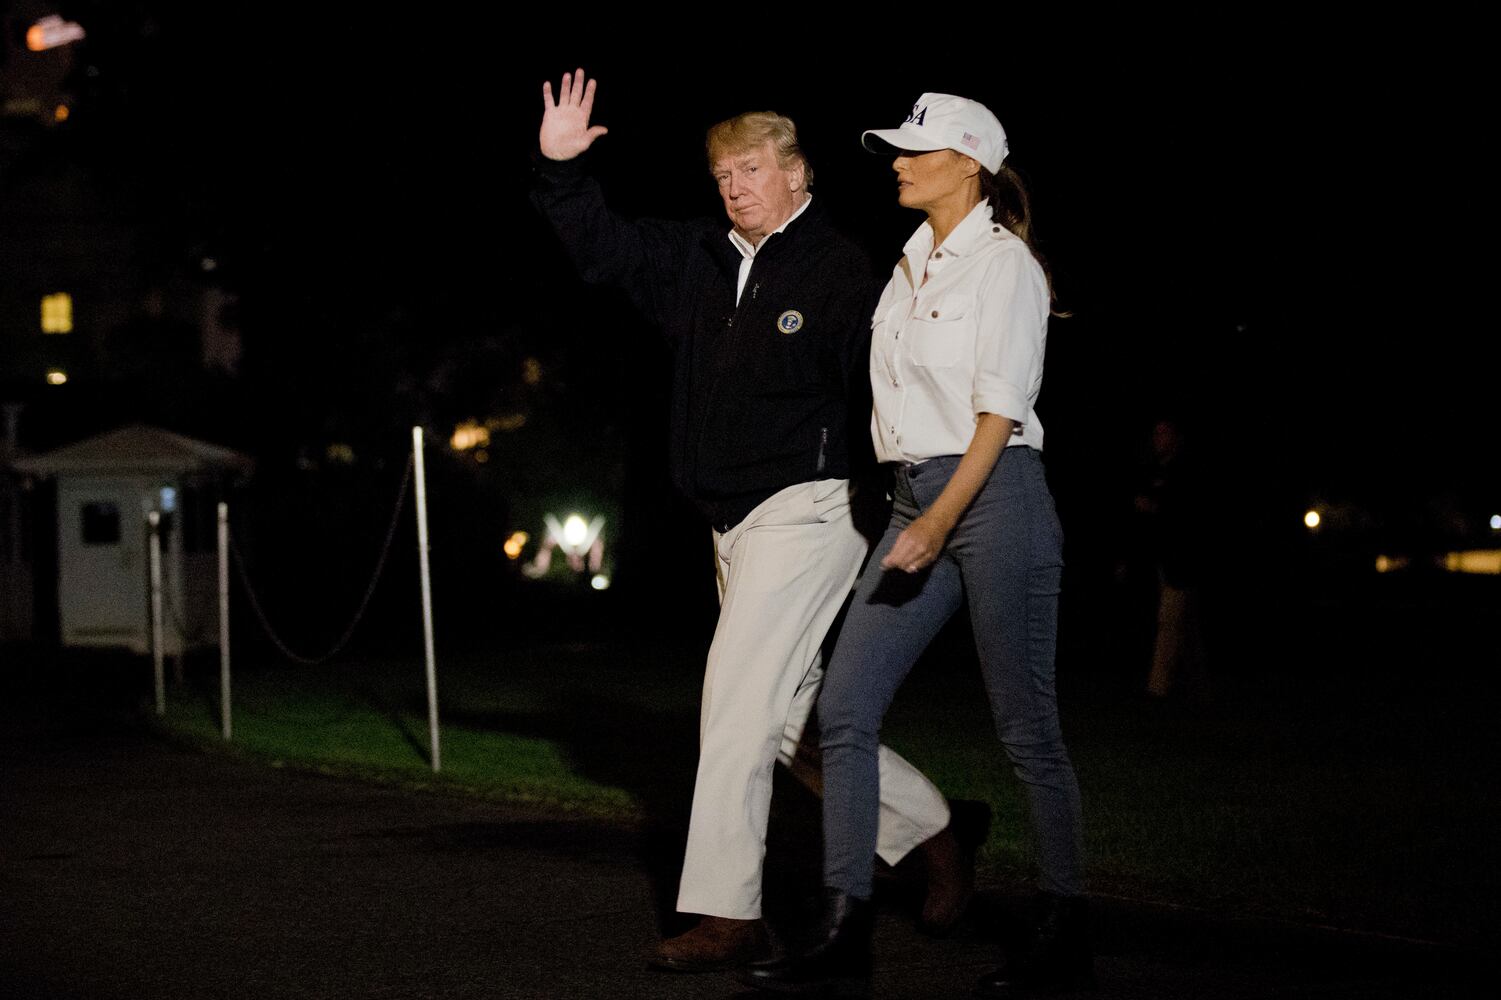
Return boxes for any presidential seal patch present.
[777,310,804,335]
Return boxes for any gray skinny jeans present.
[818,447,1085,899]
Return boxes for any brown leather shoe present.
[918,800,991,935]
[649,916,762,973]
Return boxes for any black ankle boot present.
[975,891,1095,996]
[741,888,873,994]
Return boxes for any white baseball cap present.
[862,93,1009,173]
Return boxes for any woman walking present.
[746,93,1091,997]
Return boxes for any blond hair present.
[705,111,813,189]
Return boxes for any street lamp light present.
[26,15,86,51]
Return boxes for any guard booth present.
[14,424,252,654]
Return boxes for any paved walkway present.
[0,679,1477,999]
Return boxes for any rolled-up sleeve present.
[970,244,1049,427]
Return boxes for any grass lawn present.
[157,621,1498,950]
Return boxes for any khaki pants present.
[675,478,951,920]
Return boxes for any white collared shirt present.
[728,195,812,304]
[869,198,1049,463]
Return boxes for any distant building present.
[0,404,35,641]
[2,12,242,395]
[12,424,251,653]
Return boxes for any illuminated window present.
[41,293,73,333]
[450,421,490,452]
[27,15,87,52]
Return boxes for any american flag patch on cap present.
[961,132,981,149]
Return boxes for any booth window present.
[81,502,121,545]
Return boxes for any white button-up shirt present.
[870,198,1049,464]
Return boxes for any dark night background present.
[3,10,1499,995]
[3,5,1496,657]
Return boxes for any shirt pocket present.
[870,313,896,382]
[907,294,972,368]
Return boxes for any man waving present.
[531,70,964,971]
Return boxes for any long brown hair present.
[979,164,1068,317]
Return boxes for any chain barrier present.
[227,454,416,666]
[158,559,360,725]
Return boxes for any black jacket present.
[531,156,876,530]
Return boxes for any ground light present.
[1491,514,1501,531]
[525,512,607,579]
[590,574,610,590]
[1442,550,1501,575]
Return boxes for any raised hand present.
[539,68,609,161]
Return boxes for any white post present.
[412,427,441,773]
[148,511,165,716]
[218,502,232,741]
